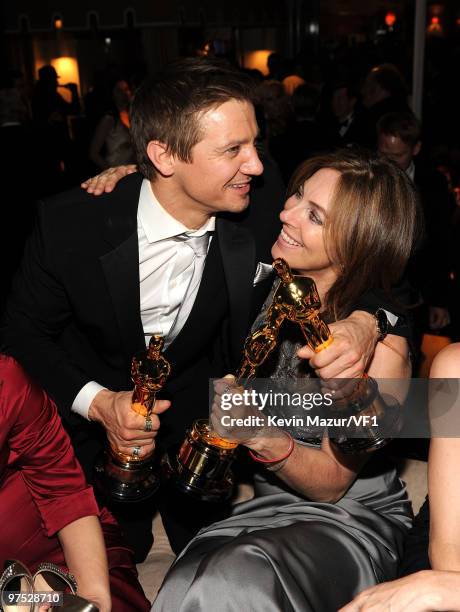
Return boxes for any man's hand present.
[88,389,170,458]
[81,165,137,195]
[339,570,460,612]
[297,311,377,379]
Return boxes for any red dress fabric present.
[0,355,150,612]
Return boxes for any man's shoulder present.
[39,172,143,223]
[40,172,143,216]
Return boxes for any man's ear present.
[413,141,422,157]
[146,141,175,177]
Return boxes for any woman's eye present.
[295,188,303,200]
[308,209,323,225]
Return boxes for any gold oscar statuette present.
[271,258,401,453]
[161,264,296,502]
[162,258,337,501]
[94,335,171,502]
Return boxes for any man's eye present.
[226,146,240,154]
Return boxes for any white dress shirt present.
[338,112,354,138]
[72,179,215,419]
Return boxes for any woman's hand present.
[58,515,112,612]
[210,377,296,466]
[77,585,112,612]
[210,375,264,444]
[81,164,137,195]
[339,570,460,611]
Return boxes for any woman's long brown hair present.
[287,149,421,321]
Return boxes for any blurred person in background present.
[0,72,34,310]
[360,64,409,148]
[377,111,454,357]
[329,80,366,148]
[255,79,294,182]
[89,79,136,170]
[31,64,80,194]
[275,83,323,182]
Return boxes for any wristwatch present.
[374,308,389,342]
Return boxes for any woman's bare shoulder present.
[430,343,460,378]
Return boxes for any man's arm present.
[1,202,169,455]
[298,310,379,379]
[1,203,90,415]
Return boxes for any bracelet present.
[248,431,295,464]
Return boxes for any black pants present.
[398,496,430,576]
[110,489,231,563]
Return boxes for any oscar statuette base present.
[163,420,237,503]
[330,402,402,454]
[94,448,160,503]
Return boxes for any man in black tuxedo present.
[2,58,406,561]
[360,64,410,149]
[377,111,454,342]
[329,81,366,149]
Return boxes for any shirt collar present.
[138,179,216,244]
[339,112,354,127]
[406,161,415,181]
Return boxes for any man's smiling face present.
[169,99,263,216]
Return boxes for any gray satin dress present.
[152,286,413,612]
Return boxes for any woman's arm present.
[58,516,111,612]
[239,335,410,502]
[428,344,460,571]
[88,115,115,170]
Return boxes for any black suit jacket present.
[410,163,454,307]
[2,173,276,459]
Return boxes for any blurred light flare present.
[244,50,275,76]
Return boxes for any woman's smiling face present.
[271,168,341,288]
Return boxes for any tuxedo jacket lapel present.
[99,174,145,362]
[217,217,256,364]
[100,233,145,362]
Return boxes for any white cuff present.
[71,381,107,420]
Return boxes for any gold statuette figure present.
[163,258,334,501]
[95,335,171,502]
[272,258,401,453]
[163,266,295,502]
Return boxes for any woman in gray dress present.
[152,149,419,612]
